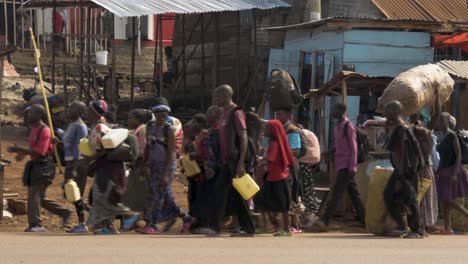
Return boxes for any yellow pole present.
[29,27,63,173]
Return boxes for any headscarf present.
[267,120,295,168]
[449,115,457,130]
[151,96,171,113]
[89,99,108,117]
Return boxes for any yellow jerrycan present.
[232,174,260,200]
[181,155,201,178]
[79,138,94,157]
[64,180,81,203]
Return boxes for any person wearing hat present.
[86,100,140,235]
[138,99,194,234]
[151,97,184,157]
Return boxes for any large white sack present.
[377,64,454,115]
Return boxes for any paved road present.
[0,232,467,264]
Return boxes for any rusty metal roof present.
[372,0,468,22]
[437,60,468,80]
[263,17,444,31]
[23,0,290,15]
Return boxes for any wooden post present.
[13,0,16,46]
[342,80,348,106]
[158,15,163,97]
[93,66,98,98]
[110,14,117,105]
[236,12,241,101]
[200,14,205,110]
[3,0,7,45]
[253,9,258,96]
[153,15,159,95]
[87,7,92,103]
[100,10,103,50]
[36,10,40,51]
[42,9,45,51]
[84,7,87,56]
[130,16,136,109]
[21,0,24,50]
[74,7,78,56]
[182,14,186,110]
[63,63,68,109]
[0,56,4,220]
[52,5,57,94]
[212,13,220,89]
[79,0,84,100]
[93,9,97,53]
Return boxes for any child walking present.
[254,120,296,236]
[139,102,194,234]
[9,104,71,232]
[123,109,153,212]
[63,101,89,233]
[86,100,139,235]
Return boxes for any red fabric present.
[266,120,295,182]
[53,11,64,34]
[219,104,246,163]
[29,123,53,160]
[267,142,289,181]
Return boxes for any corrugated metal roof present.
[437,60,468,80]
[22,0,290,15]
[372,0,468,22]
[263,16,443,31]
[92,0,290,16]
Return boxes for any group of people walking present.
[7,83,468,238]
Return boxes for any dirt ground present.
[0,125,188,232]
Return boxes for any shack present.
[264,17,443,147]
[18,0,291,112]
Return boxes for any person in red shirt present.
[255,120,296,236]
[9,104,71,232]
[212,84,255,236]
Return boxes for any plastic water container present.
[232,174,260,200]
[181,155,201,178]
[64,180,81,203]
[101,128,129,149]
[79,138,94,157]
[96,50,108,65]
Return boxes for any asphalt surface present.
[1,232,467,264]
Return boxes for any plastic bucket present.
[96,50,108,65]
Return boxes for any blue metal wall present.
[343,30,433,77]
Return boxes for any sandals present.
[274,230,292,237]
[432,229,454,235]
[403,232,424,239]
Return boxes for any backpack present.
[345,121,369,163]
[106,133,139,163]
[299,129,321,165]
[456,130,468,164]
[228,106,263,174]
[146,120,171,149]
[286,125,308,159]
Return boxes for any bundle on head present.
[377,64,454,116]
[265,69,302,111]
